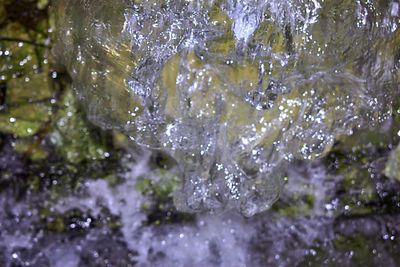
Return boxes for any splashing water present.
[3,149,400,267]
[54,0,399,216]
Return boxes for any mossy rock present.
[14,138,48,161]
[135,170,195,225]
[333,234,376,267]
[272,193,315,217]
[49,88,109,164]
[384,143,400,182]
[0,72,53,137]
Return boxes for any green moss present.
[135,177,152,194]
[333,234,376,267]
[337,165,377,215]
[153,174,181,202]
[103,174,120,187]
[384,144,400,182]
[37,0,49,10]
[46,216,66,232]
[0,73,53,137]
[272,193,315,217]
[135,170,195,225]
[50,88,109,164]
[14,138,48,160]
[206,5,234,56]
[136,170,181,201]
[297,244,334,267]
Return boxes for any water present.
[55,0,399,216]
[1,0,400,266]
[1,147,400,266]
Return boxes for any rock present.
[50,88,109,164]
[384,144,400,182]
[0,73,52,137]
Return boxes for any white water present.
[47,152,335,267]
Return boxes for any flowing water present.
[2,147,400,266]
[0,0,400,266]
[55,0,399,216]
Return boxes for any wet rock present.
[384,144,400,182]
